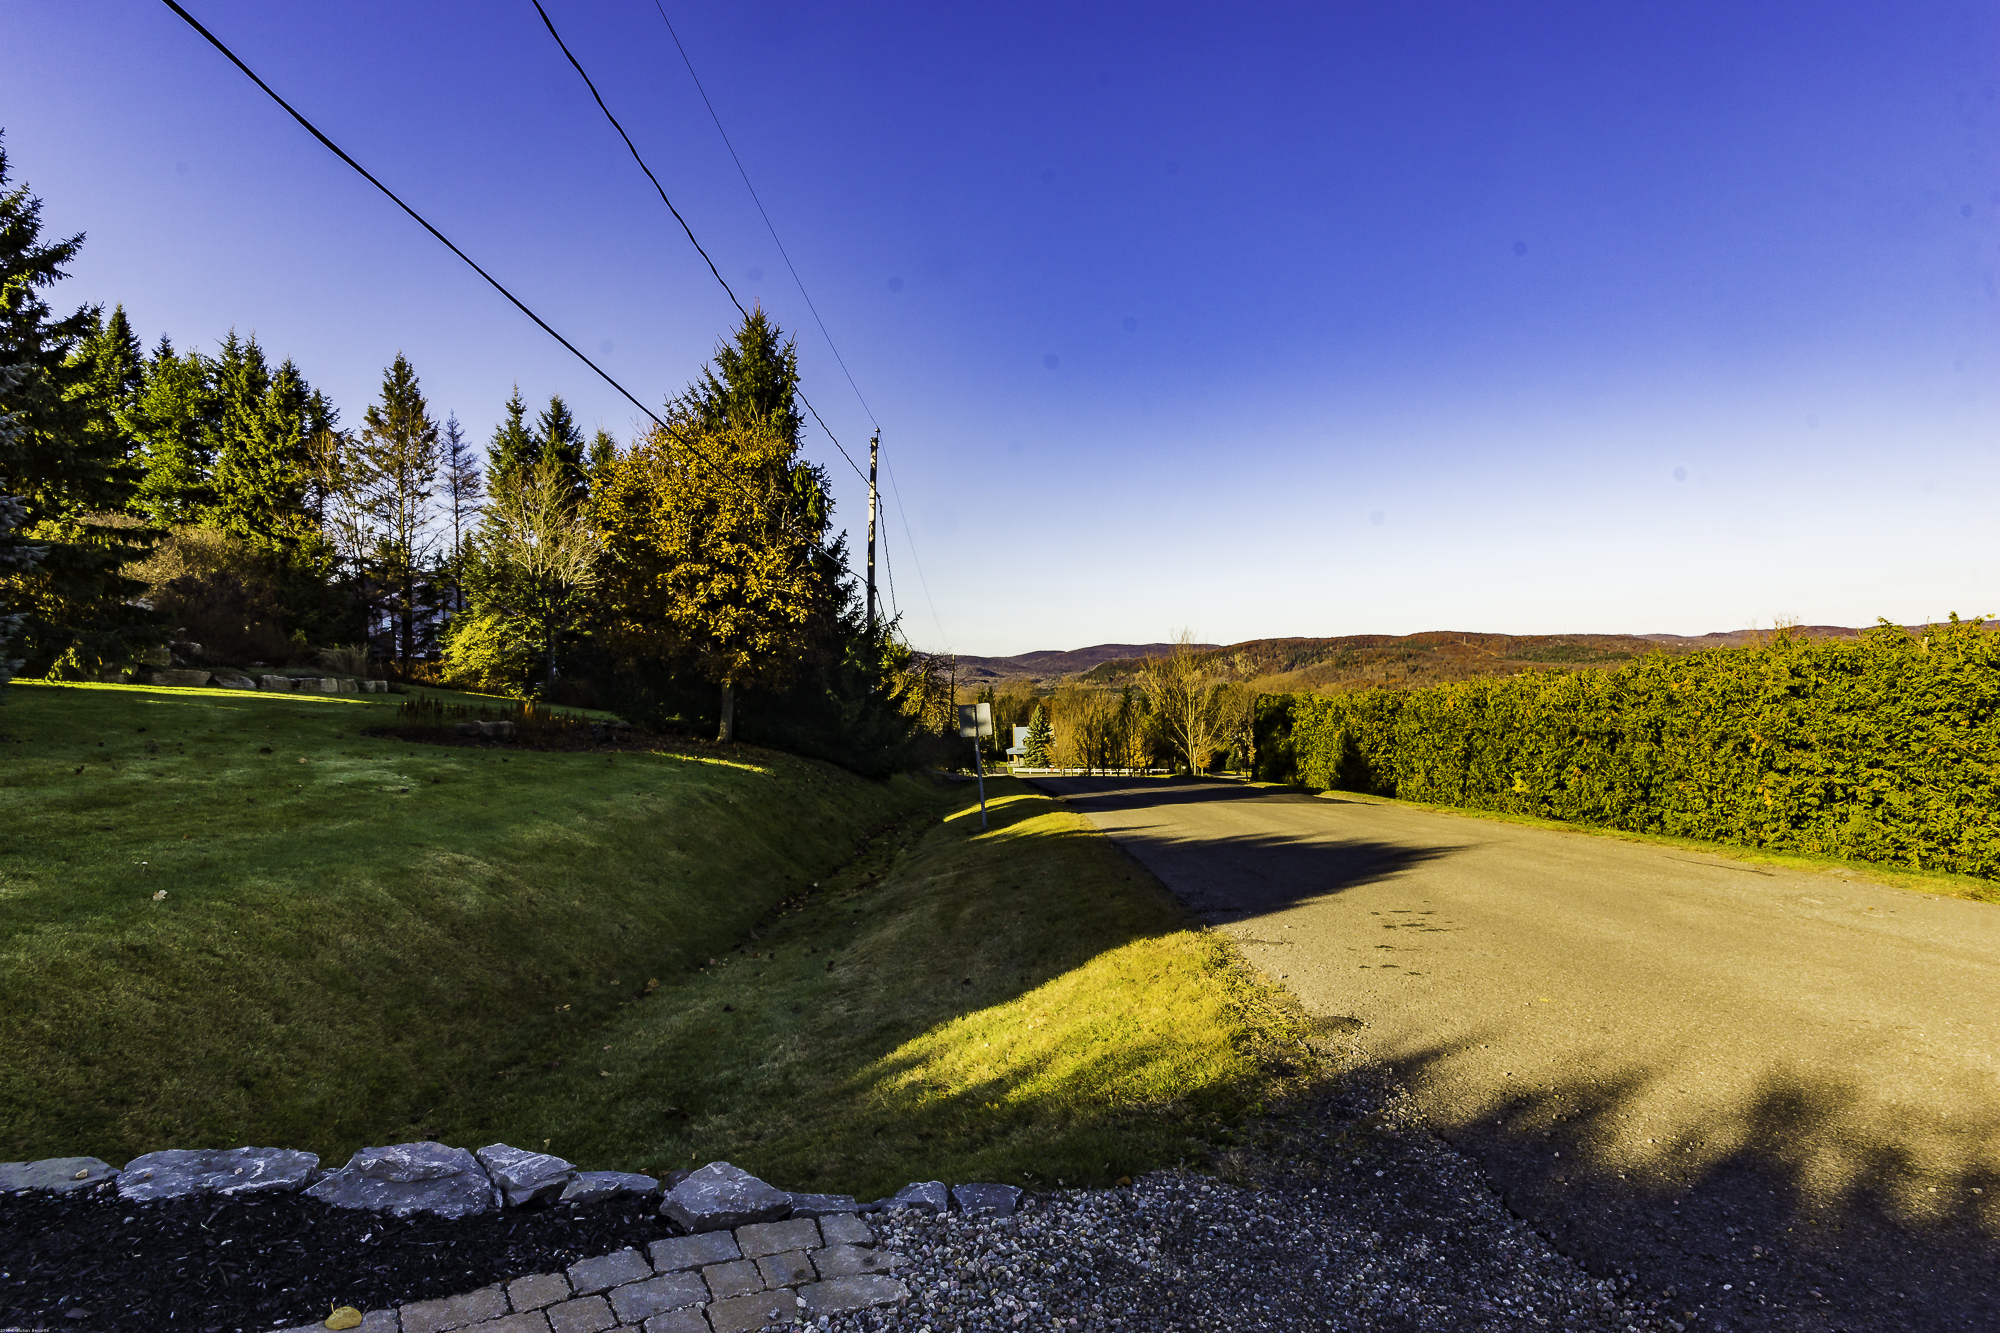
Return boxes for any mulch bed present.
[0,1189,675,1333]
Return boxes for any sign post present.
[957,702,993,830]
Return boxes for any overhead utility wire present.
[884,457,949,650]
[646,2,948,650]
[530,0,866,486]
[156,0,770,515]
[651,0,880,432]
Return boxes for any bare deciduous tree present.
[1139,629,1221,774]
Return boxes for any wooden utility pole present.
[865,429,880,636]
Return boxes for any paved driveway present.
[1028,775,2000,1332]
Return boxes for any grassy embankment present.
[0,683,1306,1194]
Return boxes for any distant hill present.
[1082,626,1913,693]
[954,643,1219,683]
[957,625,1921,692]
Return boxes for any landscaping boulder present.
[950,1183,1022,1216]
[149,669,212,687]
[474,1143,575,1207]
[360,680,388,693]
[477,720,515,739]
[658,1162,791,1231]
[309,678,341,694]
[0,1157,118,1194]
[559,1171,661,1206]
[303,1142,494,1219]
[336,678,358,694]
[258,676,294,693]
[876,1181,950,1214]
[211,674,257,690]
[117,1147,318,1202]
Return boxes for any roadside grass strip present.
[0,681,929,1164]
[478,776,1312,1199]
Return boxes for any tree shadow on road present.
[1379,1035,2000,1332]
[1027,775,1468,920]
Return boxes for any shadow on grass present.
[1378,1035,2000,1331]
[465,779,1357,1198]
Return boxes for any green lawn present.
[0,681,929,1163]
[473,776,1309,1197]
[0,685,1308,1196]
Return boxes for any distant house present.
[1004,726,1029,763]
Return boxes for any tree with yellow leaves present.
[593,413,835,741]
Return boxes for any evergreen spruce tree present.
[357,353,440,669]
[124,335,218,526]
[441,412,481,613]
[486,386,535,493]
[0,137,157,674]
[681,305,803,449]
[586,427,616,492]
[1023,704,1053,767]
[207,335,333,558]
[532,393,587,504]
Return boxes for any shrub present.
[1255,619,2000,878]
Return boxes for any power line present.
[530,0,867,486]
[884,457,949,651]
[156,0,776,519]
[650,0,880,432]
[644,4,951,649]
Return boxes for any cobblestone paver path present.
[293,1215,907,1333]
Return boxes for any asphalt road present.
[1028,775,2000,1333]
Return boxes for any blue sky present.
[8,1,1995,655]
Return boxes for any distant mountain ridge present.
[955,625,1947,689]
[954,643,1219,682]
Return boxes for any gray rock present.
[117,1147,318,1202]
[258,675,294,693]
[0,1157,118,1194]
[559,1170,660,1205]
[657,1161,791,1231]
[950,1182,1023,1216]
[211,674,258,690]
[150,669,212,687]
[877,1180,949,1214]
[478,719,516,738]
[311,678,341,694]
[475,1143,576,1207]
[784,1191,860,1218]
[360,679,389,693]
[303,1142,493,1218]
[337,678,358,694]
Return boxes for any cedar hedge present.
[1253,618,2000,878]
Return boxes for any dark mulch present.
[0,1188,677,1333]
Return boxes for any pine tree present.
[441,412,481,612]
[486,386,535,493]
[357,353,440,669]
[1023,705,1053,768]
[0,136,157,674]
[681,305,803,449]
[75,305,144,414]
[208,336,334,560]
[125,335,218,526]
[586,427,616,492]
[533,393,587,504]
